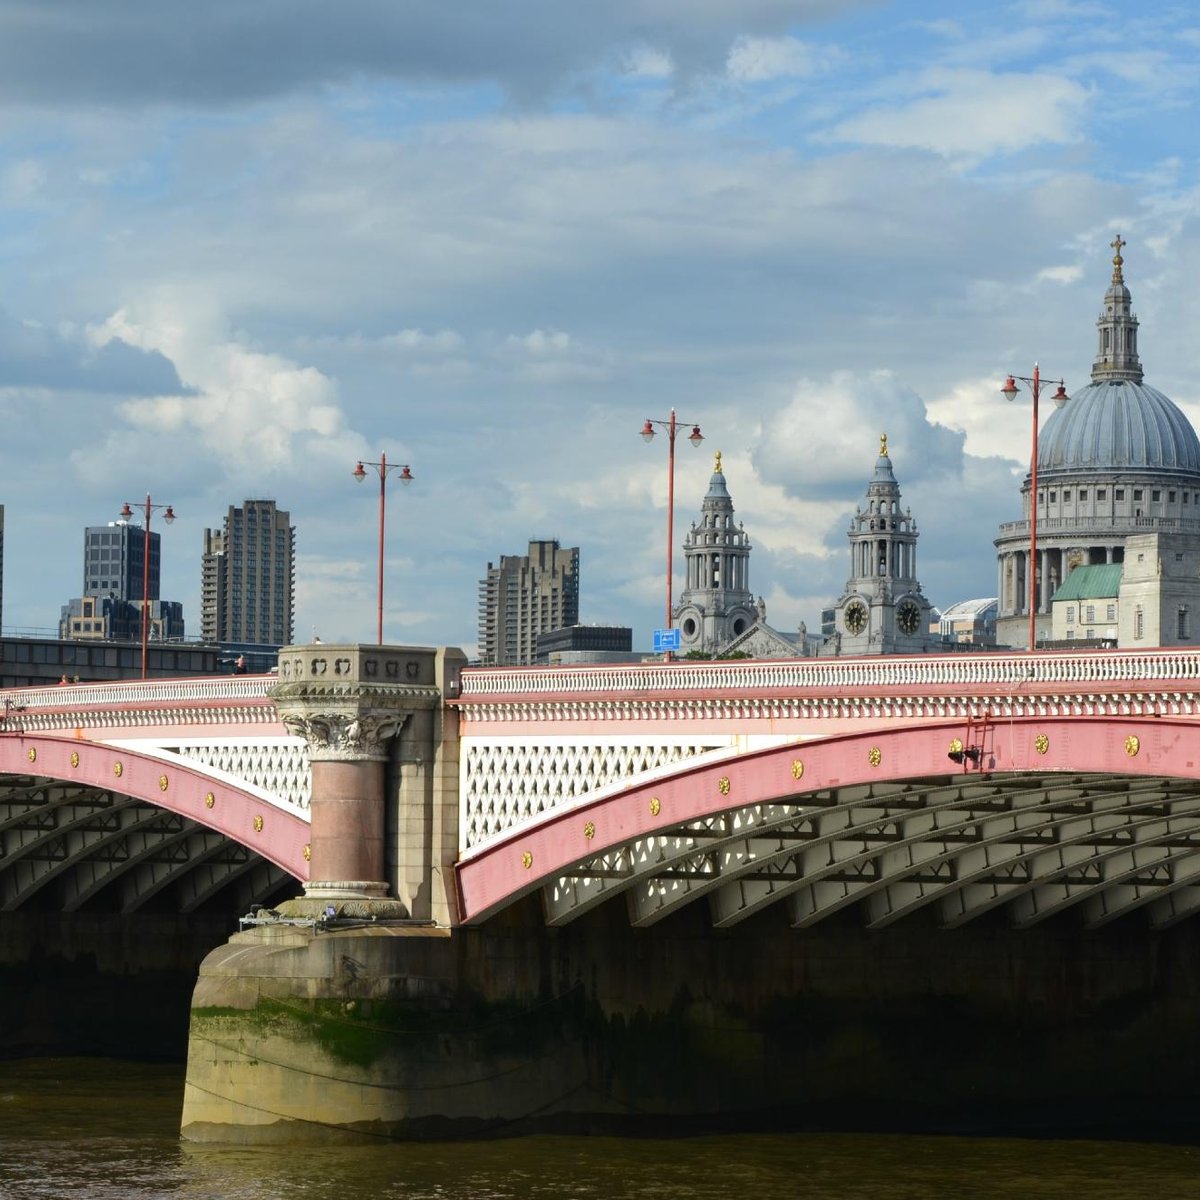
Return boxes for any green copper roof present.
[1052,563,1123,603]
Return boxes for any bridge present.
[5,642,1200,934]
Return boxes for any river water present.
[2,1058,1200,1199]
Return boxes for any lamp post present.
[118,495,175,679]
[639,409,704,658]
[353,452,414,645]
[1001,366,1067,652]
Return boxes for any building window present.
[1079,489,1088,501]
[1180,607,1190,640]
[1170,491,1177,502]
[1086,605,1095,622]
[1086,628,1096,639]
[1049,490,1057,503]
[1135,607,1144,639]
[1177,553,1184,562]
[1066,629,1075,640]
[1153,490,1162,501]
[1116,489,1125,500]
[1066,606,1075,624]
[1097,489,1107,500]
[1106,604,1116,621]
[1062,490,1071,501]
[1134,489,1143,501]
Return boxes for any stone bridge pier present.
[270,643,466,922]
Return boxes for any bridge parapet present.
[0,676,279,733]
[455,650,1200,734]
[458,648,1200,704]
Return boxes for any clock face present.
[897,598,921,636]
[845,600,868,635]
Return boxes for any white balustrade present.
[458,649,1200,702]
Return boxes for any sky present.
[2,0,1200,657]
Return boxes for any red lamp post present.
[118,495,175,679]
[1001,366,1068,652]
[639,409,704,658]
[353,452,414,645]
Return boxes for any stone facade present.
[1118,533,1200,648]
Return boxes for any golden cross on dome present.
[714,449,722,473]
[880,432,888,457]
[1111,233,1125,282]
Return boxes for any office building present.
[201,500,295,647]
[478,539,579,665]
[59,516,184,643]
[535,624,632,664]
[83,519,158,602]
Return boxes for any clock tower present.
[675,451,758,656]
[826,434,935,655]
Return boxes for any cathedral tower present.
[827,435,933,654]
[675,452,757,656]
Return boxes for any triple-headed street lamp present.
[353,452,414,645]
[1001,365,1067,652]
[118,495,175,680]
[640,409,704,657]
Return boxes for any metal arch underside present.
[0,774,292,913]
[541,771,1200,932]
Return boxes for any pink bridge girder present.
[454,713,1200,924]
[0,732,310,881]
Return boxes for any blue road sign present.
[653,627,681,653]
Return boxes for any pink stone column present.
[272,644,444,905]
[307,759,387,898]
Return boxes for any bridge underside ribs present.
[538,772,1200,932]
[0,774,296,914]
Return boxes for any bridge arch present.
[0,733,309,912]
[456,714,1200,929]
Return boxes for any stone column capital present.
[271,644,446,761]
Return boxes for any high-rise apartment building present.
[201,500,295,646]
[478,539,579,665]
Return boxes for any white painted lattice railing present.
[0,676,276,712]
[458,649,1200,699]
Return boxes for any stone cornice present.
[271,644,448,761]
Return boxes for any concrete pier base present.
[182,900,1200,1143]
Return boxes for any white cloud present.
[85,300,357,474]
[624,45,674,79]
[1,159,46,202]
[726,35,824,82]
[828,68,1091,158]
[383,328,464,352]
[507,329,572,354]
[1036,264,1083,285]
